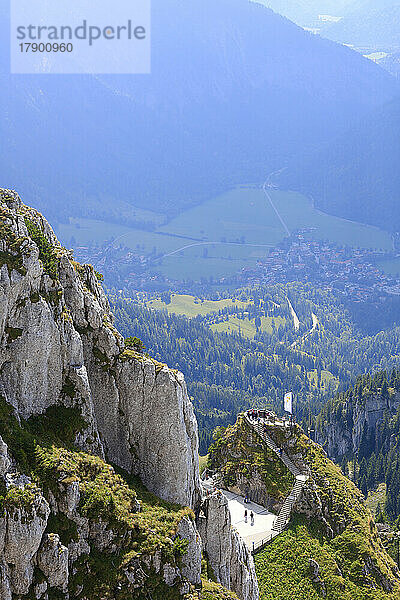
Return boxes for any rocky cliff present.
[316,372,400,459]
[0,188,258,600]
[198,493,258,600]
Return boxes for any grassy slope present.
[0,396,236,600]
[255,515,394,600]
[366,483,387,518]
[254,424,400,600]
[208,416,294,500]
[147,294,250,317]
[210,315,286,339]
[201,580,240,599]
[0,395,194,600]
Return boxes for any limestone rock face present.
[0,436,11,476]
[176,516,202,587]
[317,390,400,459]
[86,354,201,508]
[198,493,259,600]
[0,564,12,600]
[0,189,254,600]
[0,189,201,509]
[1,481,50,595]
[230,529,259,600]
[37,534,69,590]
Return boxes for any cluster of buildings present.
[73,243,154,288]
[230,230,400,303]
[72,230,400,302]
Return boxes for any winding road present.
[291,312,319,348]
[287,298,300,331]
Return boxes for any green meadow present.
[57,187,393,282]
[147,294,250,317]
[210,315,286,339]
[159,188,284,245]
[147,294,288,340]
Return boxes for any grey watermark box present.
[11,0,151,74]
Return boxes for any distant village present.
[72,228,400,302]
[230,229,400,303]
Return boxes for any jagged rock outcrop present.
[177,516,203,587]
[316,386,400,459]
[37,534,69,590]
[198,493,259,600]
[0,189,257,600]
[1,479,50,595]
[208,415,293,512]
[0,188,200,508]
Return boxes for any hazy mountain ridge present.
[279,96,400,232]
[323,0,400,50]
[0,0,398,225]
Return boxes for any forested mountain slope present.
[0,0,398,225]
[112,285,400,453]
[317,369,400,521]
[280,97,400,232]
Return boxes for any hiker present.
[250,511,254,525]
[244,509,248,523]
[279,448,283,457]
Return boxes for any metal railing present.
[251,532,277,555]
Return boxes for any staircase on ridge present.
[251,421,301,476]
[244,414,308,534]
[272,479,304,532]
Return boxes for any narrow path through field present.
[161,240,273,258]
[262,182,290,237]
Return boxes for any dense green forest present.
[111,284,400,454]
[317,368,400,522]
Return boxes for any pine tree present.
[375,502,385,523]
[360,475,368,497]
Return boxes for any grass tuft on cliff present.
[208,415,294,500]
[0,394,194,598]
[24,217,60,280]
[200,580,240,599]
[0,199,28,276]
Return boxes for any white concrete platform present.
[222,490,277,550]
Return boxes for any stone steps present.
[245,414,308,534]
[250,421,301,477]
[273,480,304,532]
